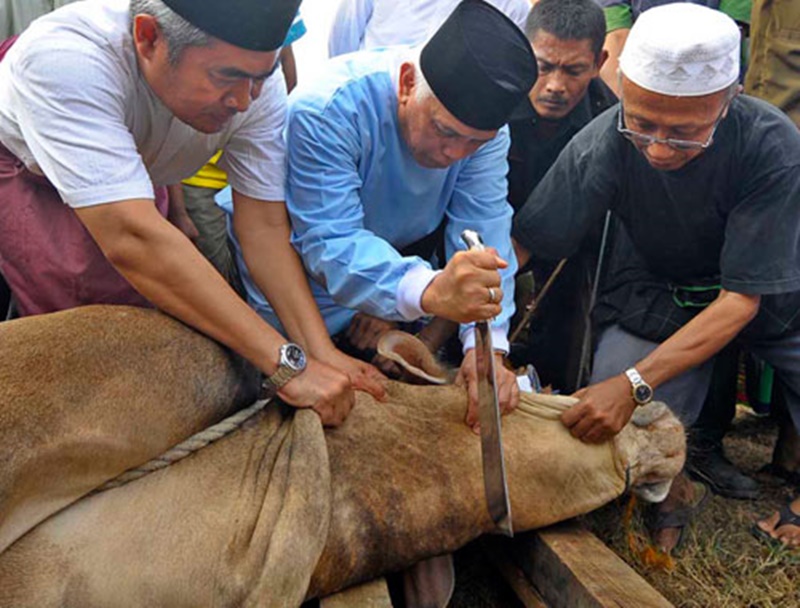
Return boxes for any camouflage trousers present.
[745,0,800,127]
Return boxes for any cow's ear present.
[377,331,449,385]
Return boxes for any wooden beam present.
[482,538,548,608]
[319,577,393,608]
[507,522,674,608]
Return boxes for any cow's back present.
[0,305,259,553]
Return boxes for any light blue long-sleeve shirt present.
[231,48,517,351]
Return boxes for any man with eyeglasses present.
[513,3,800,554]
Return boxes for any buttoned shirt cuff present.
[460,324,510,355]
[396,266,441,321]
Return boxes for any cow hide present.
[0,306,685,607]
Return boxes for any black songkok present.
[420,0,537,131]
[161,0,301,52]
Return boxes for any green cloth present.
[720,0,751,24]
[603,1,750,34]
[603,4,633,32]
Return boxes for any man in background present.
[507,0,615,392]
[328,0,530,57]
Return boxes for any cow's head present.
[615,401,686,503]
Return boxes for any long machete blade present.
[461,230,513,537]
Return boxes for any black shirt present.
[507,79,617,213]
[513,95,800,338]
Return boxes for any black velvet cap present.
[161,0,301,52]
[420,0,537,131]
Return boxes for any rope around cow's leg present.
[90,398,272,495]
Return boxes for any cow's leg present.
[402,554,455,608]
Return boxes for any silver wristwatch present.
[262,343,307,396]
[625,367,654,406]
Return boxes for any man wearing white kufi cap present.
[513,3,800,553]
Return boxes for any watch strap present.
[625,367,643,386]
[267,365,299,391]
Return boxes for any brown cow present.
[0,306,685,607]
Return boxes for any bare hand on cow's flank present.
[317,348,387,402]
[421,249,507,323]
[278,359,355,427]
[562,374,636,443]
[345,313,396,352]
[456,349,519,433]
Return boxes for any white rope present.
[91,398,271,494]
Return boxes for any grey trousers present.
[591,325,800,433]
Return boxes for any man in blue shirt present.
[234,0,538,425]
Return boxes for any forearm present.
[76,201,286,375]
[233,195,338,358]
[512,237,531,270]
[417,317,458,352]
[635,289,760,388]
[279,45,298,93]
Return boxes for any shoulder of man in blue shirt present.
[287,47,404,115]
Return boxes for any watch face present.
[283,344,307,372]
[634,384,653,404]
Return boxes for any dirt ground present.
[448,407,800,608]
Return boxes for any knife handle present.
[460,229,485,252]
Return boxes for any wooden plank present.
[482,538,549,608]
[319,577,393,608]
[508,522,674,608]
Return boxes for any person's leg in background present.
[745,0,800,542]
[747,330,800,543]
[686,343,761,499]
[181,184,240,289]
[745,0,800,128]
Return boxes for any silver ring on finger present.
[488,287,497,304]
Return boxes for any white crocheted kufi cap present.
[619,3,740,97]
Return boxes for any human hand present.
[316,346,388,401]
[420,249,507,323]
[344,313,396,351]
[277,358,355,427]
[416,318,458,354]
[561,374,637,443]
[455,348,519,433]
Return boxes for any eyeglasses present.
[616,94,733,152]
